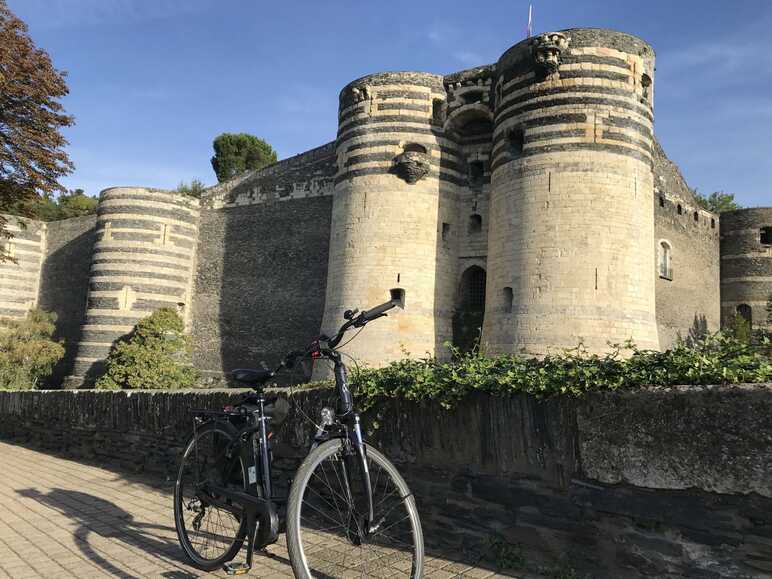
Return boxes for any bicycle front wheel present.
[286,439,424,578]
[174,421,248,571]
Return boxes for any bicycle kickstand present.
[223,511,257,576]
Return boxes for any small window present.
[390,288,405,308]
[469,214,482,234]
[693,211,699,222]
[761,227,772,246]
[432,99,444,123]
[442,222,451,241]
[711,218,716,229]
[508,127,525,157]
[677,204,682,215]
[658,240,672,280]
[468,161,484,186]
[403,143,427,154]
[659,196,665,208]
[641,73,652,100]
[502,287,513,313]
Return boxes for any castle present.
[1,28,770,387]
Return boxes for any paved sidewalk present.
[0,441,539,578]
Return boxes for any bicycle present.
[173,296,424,577]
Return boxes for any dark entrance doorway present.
[452,266,486,353]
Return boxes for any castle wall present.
[652,143,720,348]
[720,207,772,331]
[319,72,459,369]
[0,216,46,319]
[484,29,660,355]
[192,142,337,381]
[191,198,333,382]
[201,142,336,210]
[38,215,97,384]
[9,26,747,381]
[69,188,200,385]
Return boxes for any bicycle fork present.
[340,413,380,544]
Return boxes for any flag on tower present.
[527,4,533,37]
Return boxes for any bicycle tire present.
[174,421,248,570]
[286,439,424,578]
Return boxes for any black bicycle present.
[173,296,424,578]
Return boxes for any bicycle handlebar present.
[277,298,399,371]
[361,299,396,322]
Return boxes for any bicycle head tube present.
[332,354,354,416]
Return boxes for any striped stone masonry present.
[720,207,772,330]
[317,72,460,372]
[0,216,46,319]
[483,28,661,355]
[68,187,200,385]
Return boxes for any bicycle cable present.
[287,325,367,432]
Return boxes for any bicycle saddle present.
[231,368,274,387]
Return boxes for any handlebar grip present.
[362,299,396,321]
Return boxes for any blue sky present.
[7,0,771,207]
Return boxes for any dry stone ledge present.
[1,384,771,578]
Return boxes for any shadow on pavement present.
[17,487,197,579]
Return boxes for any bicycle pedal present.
[223,562,251,575]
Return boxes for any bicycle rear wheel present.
[286,439,424,578]
[174,421,247,571]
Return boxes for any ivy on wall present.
[351,333,772,410]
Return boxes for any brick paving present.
[0,441,542,579]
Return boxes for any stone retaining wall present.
[1,385,770,578]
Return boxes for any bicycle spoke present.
[175,427,245,565]
[293,443,420,578]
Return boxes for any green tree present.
[57,189,98,218]
[210,133,277,183]
[96,308,198,390]
[694,191,741,213]
[0,1,74,255]
[6,188,97,221]
[0,309,65,389]
[175,179,207,198]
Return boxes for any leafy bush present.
[175,179,207,198]
[351,333,772,410]
[96,308,198,390]
[0,309,64,389]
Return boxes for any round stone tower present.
[318,71,458,369]
[720,207,772,331]
[483,28,660,355]
[69,187,200,385]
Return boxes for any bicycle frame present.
[326,350,376,533]
[187,298,399,573]
[191,395,279,570]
